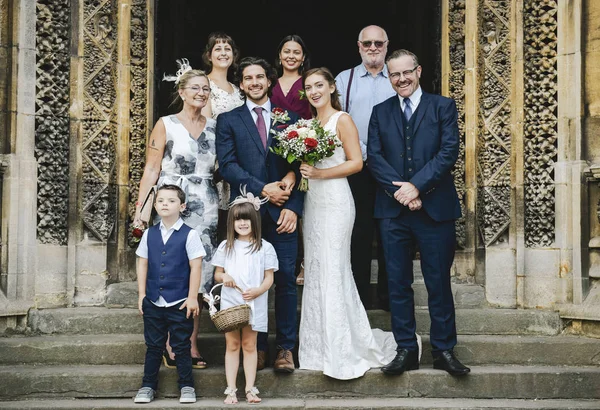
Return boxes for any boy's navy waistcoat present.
[146,223,192,303]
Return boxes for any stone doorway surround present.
[0,0,598,335]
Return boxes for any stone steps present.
[105,277,488,310]
[1,333,598,367]
[26,307,563,336]
[0,397,599,409]
[1,364,599,400]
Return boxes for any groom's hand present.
[263,181,289,206]
[392,181,419,206]
[276,209,298,234]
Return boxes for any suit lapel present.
[391,97,405,138]
[240,106,266,156]
[412,92,430,134]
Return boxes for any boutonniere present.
[271,107,290,125]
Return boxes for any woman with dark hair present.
[272,34,312,285]
[272,34,312,121]
[201,32,245,243]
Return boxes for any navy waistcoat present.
[146,223,192,303]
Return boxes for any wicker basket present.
[206,283,250,333]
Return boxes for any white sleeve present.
[186,229,206,260]
[263,240,279,272]
[211,241,227,268]
[135,230,150,259]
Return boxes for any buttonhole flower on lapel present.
[269,118,342,192]
[270,107,290,125]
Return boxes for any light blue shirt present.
[399,86,423,114]
[335,64,396,160]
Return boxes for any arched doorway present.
[155,0,441,117]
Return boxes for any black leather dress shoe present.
[381,349,419,375]
[433,350,471,376]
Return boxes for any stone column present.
[0,0,38,323]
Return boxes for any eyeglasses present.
[185,86,211,93]
[389,66,419,81]
[359,40,388,49]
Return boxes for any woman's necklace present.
[317,110,337,127]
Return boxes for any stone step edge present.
[0,397,598,409]
[3,333,598,367]
[3,365,599,401]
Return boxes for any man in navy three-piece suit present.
[215,56,303,373]
[367,49,470,376]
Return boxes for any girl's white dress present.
[211,238,278,332]
[299,111,400,380]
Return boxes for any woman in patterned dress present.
[134,64,218,369]
[201,32,244,241]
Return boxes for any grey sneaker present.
[134,387,155,403]
[179,386,196,403]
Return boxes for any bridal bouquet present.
[270,118,341,191]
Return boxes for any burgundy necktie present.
[253,106,267,148]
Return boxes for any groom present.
[367,49,470,376]
[215,56,303,373]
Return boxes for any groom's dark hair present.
[235,56,278,98]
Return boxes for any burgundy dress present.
[271,77,312,120]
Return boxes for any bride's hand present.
[300,163,320,179]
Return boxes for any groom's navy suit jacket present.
[367,91,461,222]
[215,103,304,221]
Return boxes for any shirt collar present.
[247,99,272,114]
[159,217,185,232]
[357,63,389,78]
[399,86,423,107]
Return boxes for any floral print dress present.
[155,115,219,294]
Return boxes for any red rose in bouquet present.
[270,118,342,191]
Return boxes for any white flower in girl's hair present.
[229,185,269,211]
[162,58,193,84]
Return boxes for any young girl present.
[211,190,277,405]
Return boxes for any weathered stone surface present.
[1,364,599,400]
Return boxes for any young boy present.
[134,184,205,404]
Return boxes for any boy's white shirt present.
[136,218,205,307]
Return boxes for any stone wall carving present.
[35,0,71,245]
[477,1,512,247]
[523,0,558,247]
[448,0,466,248]
[82,0,118,241]
[129,0,148,245]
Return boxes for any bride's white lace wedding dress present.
[298,112,402,380]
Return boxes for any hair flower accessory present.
[229,185,269,211]
[270,107,290,125]
[162,58,193,84]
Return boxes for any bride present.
[297,67,420,380]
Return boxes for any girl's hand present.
[300,162,320,179]
[242,287,261,301]
[222,273,236,288]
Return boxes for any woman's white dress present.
[298,111,398,380]
[211,238,278,332]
